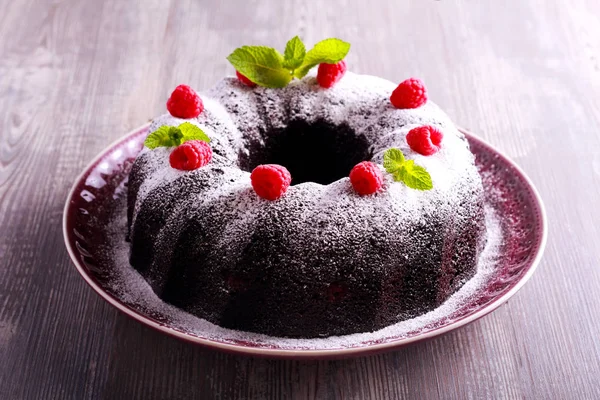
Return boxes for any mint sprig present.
[144,122,210,149]
[227,46,292,88]
[226,36,350,88]
[294,38,350,79]
[283,36,306,70]
[383,148,433,191]
[178,122,211,142]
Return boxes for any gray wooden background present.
[2,0,600,398]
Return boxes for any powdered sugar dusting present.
[123,72,488,338]
[104,201,501,349]
[134,73,478,235]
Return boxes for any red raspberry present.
[349,161,384,196]
[251,164,292,201]
[317,60,347,88]
[166,84,204,118]
[390,78,427,109]
[169,140,212,170]
[406,125,443,156]
[236,71,257,88]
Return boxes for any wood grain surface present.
[1,0,599,398]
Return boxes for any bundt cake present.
[126,38,487,338]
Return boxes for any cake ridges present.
[127,71,487,337]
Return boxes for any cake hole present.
[240,119,372,185]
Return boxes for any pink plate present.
[63,124,547,359]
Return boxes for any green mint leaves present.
[283,36,306,70]
[294,38,350,79]
[398,160,433,191]
[226,36,350,88]
[144,122,210,149]
[144,126,181,149]
[383,148,406,171]
[226,46,292,88]
[383,148,433,191]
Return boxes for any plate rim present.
[62,124,548,359]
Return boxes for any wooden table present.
[2,0,599,398]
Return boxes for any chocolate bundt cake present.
[127,69,486,338]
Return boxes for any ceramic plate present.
[63,124,547,359]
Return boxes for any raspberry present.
[390,78,427,109]
[236,71,257,88]
[169,140,212,170]
[349,161,384,196]
[406,125,443,156]
[166,84,204,118]
[251,164,291,201]
[317,60,347,88]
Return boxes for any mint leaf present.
[399,160,433,191]
[178,122,210,143]
[145,126,177,149]
[383,148,406,174]
[294,38,350,78]
[282,36,306,70]
[383,147,433,190]
[226,37,350,86]
[227,46,292,88]
[144,123,212,149]
[168,127,183,144]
